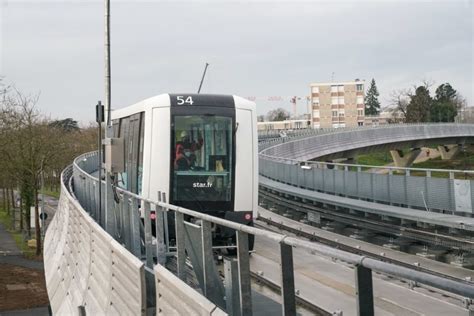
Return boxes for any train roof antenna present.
[197,62,209,94]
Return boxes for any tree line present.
[0,78,97,255]
[391,81,465,123]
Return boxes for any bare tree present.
[0,80,98,256]
[0,87,70,255]
[267,108,290,121]
[389,89,411,122]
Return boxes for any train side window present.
[128,114,141,193]
[118,116,130,190]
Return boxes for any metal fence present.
[258,122,474,140]
[67,151,474,316]
[259,155,474,214]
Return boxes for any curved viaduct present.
[261,123,474,162]
[258,123,474,217]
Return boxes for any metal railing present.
[258,122,474,139]
[259,154,474,178]
[258,123,474,213]
[259,155,474,214]
[69,151,474,316]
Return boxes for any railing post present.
[155,192,166,265]
[224,257,241,316]
[174,211,186,281]
[280,242,296,316]
[161,192,170,255]
[143,201,153,268]
[236,231,252,316]
[105,176,115,234]
[121,193,131,249]
[355,265,374,316]
[91,182,97,219]
[100,180,106,227]
[129,197,141,257]
[404,169,410,207]
[85,180,91,214]
[356,166,361,199]
[449,171,455,210]
[201,220,213,297]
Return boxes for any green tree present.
[49,118,79,132]
[431,83,458,122]
[365,78,381,115]
[435,83,457,102]
[406,86,432,122]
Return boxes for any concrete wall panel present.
[44,167,146,316]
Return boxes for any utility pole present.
[105,0,111,126]
[104,0,113,231]
[197,62,209,94]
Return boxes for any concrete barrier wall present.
[44,168,146,315]
[154,265,226,316]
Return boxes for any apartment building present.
[310,80,365,128]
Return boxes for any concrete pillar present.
[438,144,461,160]
[389,148,421,168]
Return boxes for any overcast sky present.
[1,0,472,123]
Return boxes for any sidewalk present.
[0,223,22,257]
[0,221,49,314]
[0,307,49,316]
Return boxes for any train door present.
[147,106,171,200]
[169,105,235,214]
[118,113,142,194]
[234,108,255,213]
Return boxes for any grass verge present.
[356,151,393,166]
[39,188,60,199]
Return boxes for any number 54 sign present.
[176,96,194,105]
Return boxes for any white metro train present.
[111,94,257,249]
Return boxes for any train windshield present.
[171,114,234,206]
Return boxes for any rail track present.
[259,188,474,252]
[258,189,474,290]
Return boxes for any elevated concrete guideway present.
[261,123,474,162]
[259,123,474,214]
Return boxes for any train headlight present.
[244,213,252,221]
